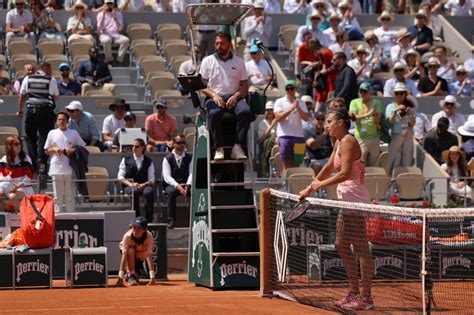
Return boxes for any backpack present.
[20,194,55,249]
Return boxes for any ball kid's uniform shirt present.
[120,229,153,261]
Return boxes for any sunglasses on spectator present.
[456,71,467,75]
[175,141,186,145]
[60,68,70,71]
[67,109,79,113]
[381,18,391,22]
[16,3,25,6]
[315,4,325,8]
[444,102,455,107]
[76,6,85,9]
[428,65,439,68]
[394,69,405,72]
[315,117,325,121]
[124,118,134,121]
[286,86,295,91]
[133,145,142,148]
[394,92,406,96]
[359,90,369,94]
[13,142,21,146]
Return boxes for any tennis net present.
[260,189,474,313]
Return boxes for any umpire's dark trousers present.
[125,186,154,223]
[25,106,55,172]
[205,97,253,148]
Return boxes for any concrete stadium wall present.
[439,15,473,61]
[444,16,474,48]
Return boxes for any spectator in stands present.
[145,98,177,153]
[66,100,104,151]
[384,62,420,97]
[441,146,472,203]
[65,0,104,11]
[30,0,66,44]
[419,2,442,40]
[386,83,416,173]
[243,1,272,52]
[283,0,311,14]
[112,112,137,152]
[414,111,432,143]
[408,10,433,56]
[323,12,342,46]
[297,30,314,79]
[450,65,472,97]
[0,65,12,96]
[13,64,35,95]
[434,45,456,83]
[196,0,218,58]
[0,135,34,212]
[373,11,398,58]
[404,49,424,82]
[17,62,59,172]
[97,0,130,66]
[338,1,364,41]
[390,29,412,64]
[44,111,86,212]
[171,0,200,12]
[295,12,329,49]
[348,45,383,94]
[328,30,351,59]
[349,82,382,167]
[5,0,35,47]
[258,101,277,178]
[178,45,201,95]
[162,134,193,229]
[444,0,472,16]
[431,95,466,135]
[102,98,129,150]
[418,57,449,96]
[304,111,333,174]
[264,0,281,13]
[75,47,115,96]
[365,30,387,72]
[118,138,155,222]
[341,0,362,14]
[458,119,474,161]
[274,80,309,170]
[333,52,358,109]
[66,1,95,44]
[119,0,149,11]
[246,45,279,96]
[328,97,346,110]
[423,117,459,164]
[57,63,81,96]
[200,32,252,160]
[464,48,474,82]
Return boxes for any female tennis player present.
[299,108,374,311]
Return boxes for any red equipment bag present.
[20,194,55,249]
[366,216,423,245]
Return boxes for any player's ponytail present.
[329,108,351,130]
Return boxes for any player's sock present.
[118,271,125,279]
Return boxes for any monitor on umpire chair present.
[118,128,147,152]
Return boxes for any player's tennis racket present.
[283,199,310,223]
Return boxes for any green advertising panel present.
[213,256,259,288]
[53,214,104,278]
[0,249,14,288]
[15,249,52,288]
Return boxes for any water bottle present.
[78,235,85,248]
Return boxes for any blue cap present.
[58,62,70,70]
[131,216,148,229]
[154,97,167,107]
[249,45,260,54]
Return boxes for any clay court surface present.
[0,275,333,314]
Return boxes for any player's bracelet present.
[149,271,156,279]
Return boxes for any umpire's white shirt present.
[200,53,248,96]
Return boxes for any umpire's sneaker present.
[230,145,247,160]
[128,274,138,286]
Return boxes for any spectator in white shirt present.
[464,48,474,82]
[66,2,95,44]
[391,29,412,64]
[445,0,472,16]
[323,12,342,46]
[450,65,473,97]
[338,1,364,41]
[365,30,387,72]
[431,95,466,135]
[384,62,420,96]
[246,45,279,96]
[348,45,373,84]
[310,0,330,31]
[5,0,35,47]
[373,11,398,57]
[295,12,329,48]
[264,0,281,13]
[243,1,272,54]
[172,0,200,12]
[434,45,456,83]
[102,98,129,150]
[328,29,351,59]
[284,0,311,14]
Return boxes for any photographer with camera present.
[75,47,116,96]
[385,82,416,174]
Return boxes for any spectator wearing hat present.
[310,0,330,31]
[441,146,472,203]
[347,45,383,94]
[75,47,115,96]
[450,65,472,97]
[5,0,35,47]
[30,0,66,45]
[391,29,412,64]
[66,1,95,44]
[116,216,155,287]
[304,111,333,174]
[66,100,103,150]
[264,0,282,13]
[412,97,432,143]
[364,30,387,72]
[295,12,330,49]
[57,63,81,96]
[418,57,449,96]
[246,45,279,96]
[464,48,474,82]
[338,1,364,41]
[274,79,309,170]
[434,45,456,83]
[383,62,420,97]
[408,10,433,56]
[373,11,398,57]
[404,49,424,82]
[323,12,342,46]
[97,0,130,65]
[418,2,442,39]
[444,0,472,16]
[328,30,351,59]
[385,83,416,173]
[458,119,474,161]
[118,138,155,222]
[112,112,137,152]
[145,98,177,153]
[333,52,358,109]
[258,100,277,177]
[431,95,466,135]
[102,98,129,150]
[283,0,311,14]
[349,82,382,166]
[424,117,459,164]
[243,2,272,50]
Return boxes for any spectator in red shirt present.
[145,98,177,153]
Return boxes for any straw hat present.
[393,61,407,71]
[72,0,88,10]
[396,29,411,42]
[458,120,474,137]
[439,95,461,108]
[427,57,440,66]
[364,30,377,41]
[301,95,314,104]
[377,11,393,23]
[442,146,466,163]
[405,48,420,58]
[415,9,429,20]
[356,44,368,54]
[338,1,351,9]
[311,0,327,8]
[455,65,467,74]
[393,82,408,94]
[310,11,323,20]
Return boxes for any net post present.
[260,188,271,297]
[421,210,427,315]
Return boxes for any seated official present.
[118,138,155,223]
[200,31,253,160]
[162,135,192,229]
